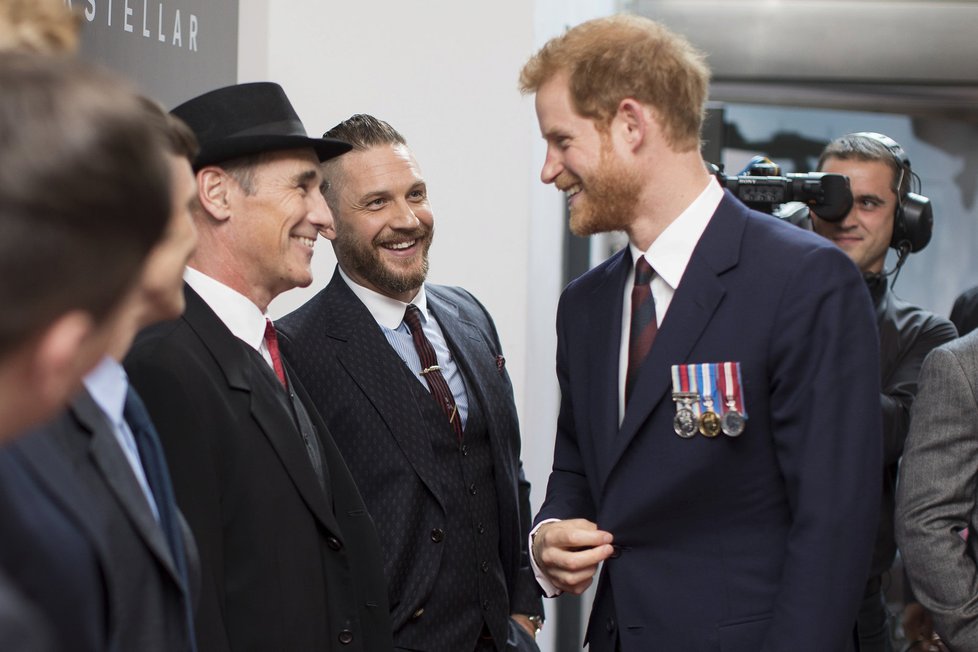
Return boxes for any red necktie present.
[403,304,463,442]
[263,319,287,388]
[626,256,657,405]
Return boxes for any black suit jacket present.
[125,284,393,652]
[277,269,541,642]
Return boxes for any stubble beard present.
[335,224,433,297]
[568,143,643,237]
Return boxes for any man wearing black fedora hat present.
[125,82,394,652]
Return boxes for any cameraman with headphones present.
[812,132,957,652]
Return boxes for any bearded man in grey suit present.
[277,114,543,652]
[897,329,978,651]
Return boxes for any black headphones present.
[849,132,933,254]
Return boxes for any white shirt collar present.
[633,177,724,288]
[184,266,268,352]
[337,265,427,330]
[83,356,128,426]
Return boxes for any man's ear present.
[31,310,96,412]
[197,166,233,222]
[613,98,650,152]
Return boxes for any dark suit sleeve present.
[534,290,597,527]
[126,346,231,652]
[896,343,978,651]
[880,316,957,465]
[762,247,882,651]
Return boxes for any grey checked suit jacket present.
[897,329,978,651]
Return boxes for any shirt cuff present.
[529,519,563,598]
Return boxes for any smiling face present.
[535,73,642,236]
[226,148,333,308]
[812,157,897,275]
[328,143,434,302]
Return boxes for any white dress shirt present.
[184,267,276,370]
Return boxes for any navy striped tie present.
[626,256,657,406]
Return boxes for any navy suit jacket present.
[276,270,541,643]
[0,390,198,652]
[536,192,882,652]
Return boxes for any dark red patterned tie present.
[626,256,657,406]
[263,319,287,388]
[403,304,463,442]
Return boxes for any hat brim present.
[193,134,352,171]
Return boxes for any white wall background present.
[238,2,618,649]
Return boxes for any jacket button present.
[482,599,490,610]
[430,528,444,543]
[609,546,621,559]
[480,560,489,573]
[477,522,485,534]
[606,617,616,633]
[338,629,354,644]
[460,444,468,456]
[326,537,342,551]
[411,607,425,620]
[468,483,477,495]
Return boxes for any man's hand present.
[903,602,948,652]
[532,519,614,594]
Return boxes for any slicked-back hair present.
[320,114,407,210]
[817,134,910,198]
[519,14,710,152]
[323,114,406,152]
[0,54,171,358]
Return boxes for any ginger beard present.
[561,136,643,237]
[334,222,434,297]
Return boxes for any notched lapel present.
[331,314,451,514]
[246,363,342,535]
[604,195,745,481]
[427,290,519,505]
[585,252,630,480]
[78,392,182,585]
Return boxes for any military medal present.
[717,361,747,437]
[670,366,699,438]
[673,393,699,438]
[697,363,721,438]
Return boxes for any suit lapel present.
[324,273,450,512]
[427,288,519,511]
[603,194,746,480]
[12,425,110,566]
[182,285,342,535]
[585,251,631,482]
[74,391,183,584]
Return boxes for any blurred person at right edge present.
[812,133,957,652]
[520,14,881,652]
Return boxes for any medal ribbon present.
[686,365,701,417]
[718,361,748,418]
[699,363,719,413]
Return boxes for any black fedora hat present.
[171,82,351,170]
